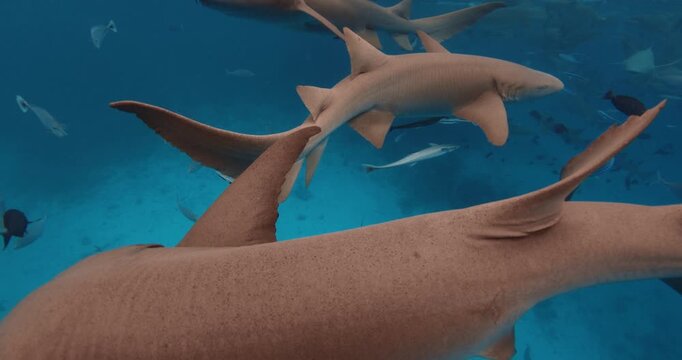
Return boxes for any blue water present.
[1,0,681,358]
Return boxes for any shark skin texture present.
[1,101,679,360]
[197,0,506,50]
[111,29,563,200]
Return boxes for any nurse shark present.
[1,101,680,360]
[112,29,563,200]
[198,0,506,50]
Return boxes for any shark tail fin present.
[410,2,505,43]
[110,101,292,182]
[471,100,667,239]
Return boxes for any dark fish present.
[389,117,442,132]
[552,123,568,135]
[603,91,646,116]
[2,209,29,249]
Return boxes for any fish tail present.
[362,164,377,173]
[410,2,505,44]
[603,90,614,100]
[2,232,10,250]
[111,101,297,184]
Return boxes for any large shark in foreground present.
[198,0,506,50]
[112,29,563,200]
[1,101,680,359]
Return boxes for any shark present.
[362,143,460,172]
[112,29,563,201]
[1,101,680,360]
[197,0,506,50]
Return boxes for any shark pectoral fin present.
[348,109,395,148]
[343,28,389,77]
[179,127,320,248]
[392,33,413,51]
[454,92,508,146]
[295,0,344,39]
[416,31,449,53]
[280,159,304,203]
[357,28,382,49]
[297,86,331,120]
[305,137,328,187]
[479,329,516,360]
[471,101,666,240]
[388,0,412,19]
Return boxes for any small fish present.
[215,171,235,183]
[16,95,68,137]
[362,143,460,173]
[225,69,255,78]
[603,91,646,116]
[389,116,468,132]
[90,20,117,49]
[558,53,583,64]
[597,110,617,122]
[2,207,28,250]
[562,71,588,81]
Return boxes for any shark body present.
[1,101,680,360]
[112,29,562,200]
[198,0,506,50]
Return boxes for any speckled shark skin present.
[0,101,678,360]
[198,0,505,50]
[111,29,563,200]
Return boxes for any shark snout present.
[531,72,564,97]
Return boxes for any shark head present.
[495,67,564,101]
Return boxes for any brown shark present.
[1,101,679,360]
[112,29,563,200]
[198,0,505,50]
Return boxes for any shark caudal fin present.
[469,100,667,239]
[110,101,295,183]
[178,127,321,248]
[410,2,505,45]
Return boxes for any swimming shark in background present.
[2,101,680,360]
[362,143,460,172]
[198,0,506,50]
[112,29,563,201]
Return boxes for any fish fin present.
[305,137,328,187]
[416,31,449,53]
[2,233,10,250]
[111,101,286,180]
[348,109,395,148]
[392,33,413,51]
[410,2,505,42]
[179,127,319,248]
[662,278,682,296]
[14,217,46,250]
[454,91,508,146]
[295,0,344,39]
[388,0,411,19]
[280,159,304,203]
[343,27,389,77]
[479,328,516,360]
[470,101,666,239]
[296,86,331,120]
[357,28,382,49]
[107,20,118,33]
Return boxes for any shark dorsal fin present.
[417,31,449,53]
[344,27,389,77]
[388,0,412,19]
[178,126,320,248]
[470,101,666,239]
[297,85,331,120]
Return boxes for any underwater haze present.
[1,0,682,358]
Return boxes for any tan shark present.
[198,0,506,50]
[1,101,680,360]
[112,29,563,200]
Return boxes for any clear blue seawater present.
[1,0,681,358]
